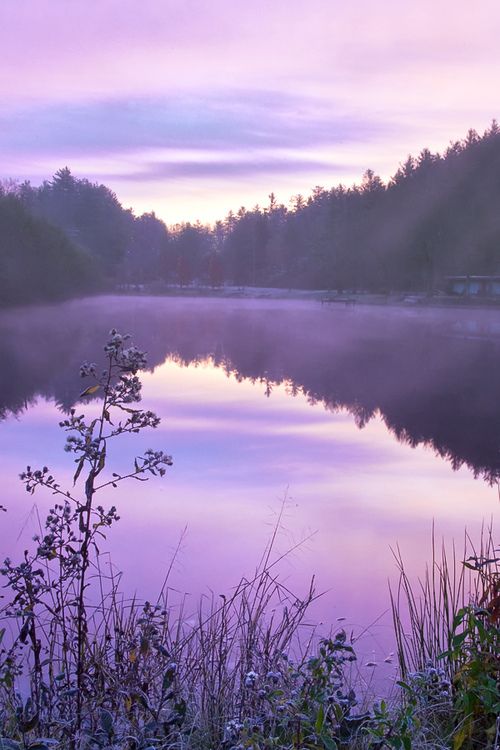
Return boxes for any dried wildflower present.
[244,670,259,688]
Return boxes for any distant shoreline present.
[3,286,500,313]
[114,283,500,310]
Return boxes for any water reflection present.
[0,296,498,686]
[1,295,500,481]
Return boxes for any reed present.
[390,525,499,750]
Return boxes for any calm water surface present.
[0,296,498,686]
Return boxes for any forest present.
[1,121,500,304]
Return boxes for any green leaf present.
[322,735,338,750]
[315,704,324,733]
[453,608,468,629]
[452,631,467,648]
[453,721,471,750]
[396,681,412,693]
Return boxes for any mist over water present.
[0,295,498,683]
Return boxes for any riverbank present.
[115,282,500,310]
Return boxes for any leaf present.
[80,384,100,397]
[97,444,106,474]
[315,704,325,733]
[452,631,468,648]
[396,681,412,693]
[134,691,150,712]
[18,713,39,733]
[462,561,478,572]
[3,671,13,689]
[322,736,338,750]
[129,648,137,663]
[453,722,471,750]
[453,608,468,629]
[73,456,85,485]
[99,709,113,737]
[19,619,30,644]
[173,698,186,722]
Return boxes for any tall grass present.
[390,525,499,750]
[390,525,498,679]
[0,542,322,747]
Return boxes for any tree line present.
[1,121,500,304]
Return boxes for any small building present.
[445,275,500,297]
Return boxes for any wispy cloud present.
[0,92,390,156]
[0,92,390,212]
[102,157,343,182]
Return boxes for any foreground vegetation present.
[3,121,500,304]
[0,331,498,749]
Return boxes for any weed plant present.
[391,530,499,750]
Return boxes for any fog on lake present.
[0,295,498,681]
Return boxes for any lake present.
[0,295,498,688]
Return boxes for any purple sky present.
[1,0,499,224]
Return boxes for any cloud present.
[0,91,390,191]
[102,156,345,182]
[0,91,390,158]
